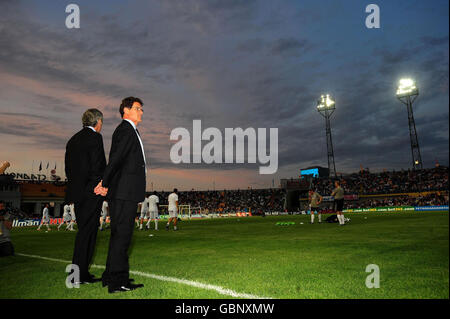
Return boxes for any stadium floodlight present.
[317,94,337,178]
[396,78,422,170]
[396,78,418,97]
[317,94,336,110]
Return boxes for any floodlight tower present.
[317,94,337,178]
[396,78,423,170]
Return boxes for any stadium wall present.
[343,205,448,213]
[10,206,448,227]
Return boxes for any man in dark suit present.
[65,108,106,284]
[95,97,146,293]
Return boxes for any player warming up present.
[58,203,72,231]
[331,180,346,226]
[37,203,51,232]
[99,200,109,231]
[309,189,323,224]
[138,195,149,230]
[166,188,179,231]
[146,191,160,230]
[68,202,76,231]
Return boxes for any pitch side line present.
[16,253,272,299]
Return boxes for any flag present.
[39,161,42,171]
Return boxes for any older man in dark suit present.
[65,108,106,284]
[95,97,146,293]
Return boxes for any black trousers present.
[0,241,14,257]
[102,199,138,288]
[72,196,103,281]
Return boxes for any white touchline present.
[16,253,272,299]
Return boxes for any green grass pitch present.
[0,211,448,299]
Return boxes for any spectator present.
[0,200,14,257]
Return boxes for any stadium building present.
[0,173,66,217]
[0,166,448,218]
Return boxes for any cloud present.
[420,35,449,47]
[236,38,265,53]
[0,0,448,190]
[0,112,69,150]
[270,37,311,57]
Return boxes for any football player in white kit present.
[135,203,142,228]
[37,203,51,231]
[145,191,159,230]
[58,203,72,231]
[166,188,179,231]
[138,195,149,230]
[68,202,76,231]
[99,200,109,231]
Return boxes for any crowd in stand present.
[311,166,448,195]
[0,207,32,219]
[154,167,448,213]
[156,188,286,214]
[2,167,448,216]
[345,192,449,209]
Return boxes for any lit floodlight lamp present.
[317,94,335,110]
[396,78,418,97]
[395,78,422,170]
[316,93,337,177]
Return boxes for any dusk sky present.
[0,0,448,191]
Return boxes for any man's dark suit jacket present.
[101,120,146,203]
[65,127,106,203]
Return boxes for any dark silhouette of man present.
[95,97,146,293]
[65,108,106,284]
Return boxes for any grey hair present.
[82,108,103,127]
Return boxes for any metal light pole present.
[396,79,423,170]
[317,94,337,178]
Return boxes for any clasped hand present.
[94,180,108,196]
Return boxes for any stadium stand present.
[311,166,448,195]
[155,188,286,215]
[345,193,448,209]
[153,166,448,214]
[3,167,448,216]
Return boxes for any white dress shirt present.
[124,119,146,166]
